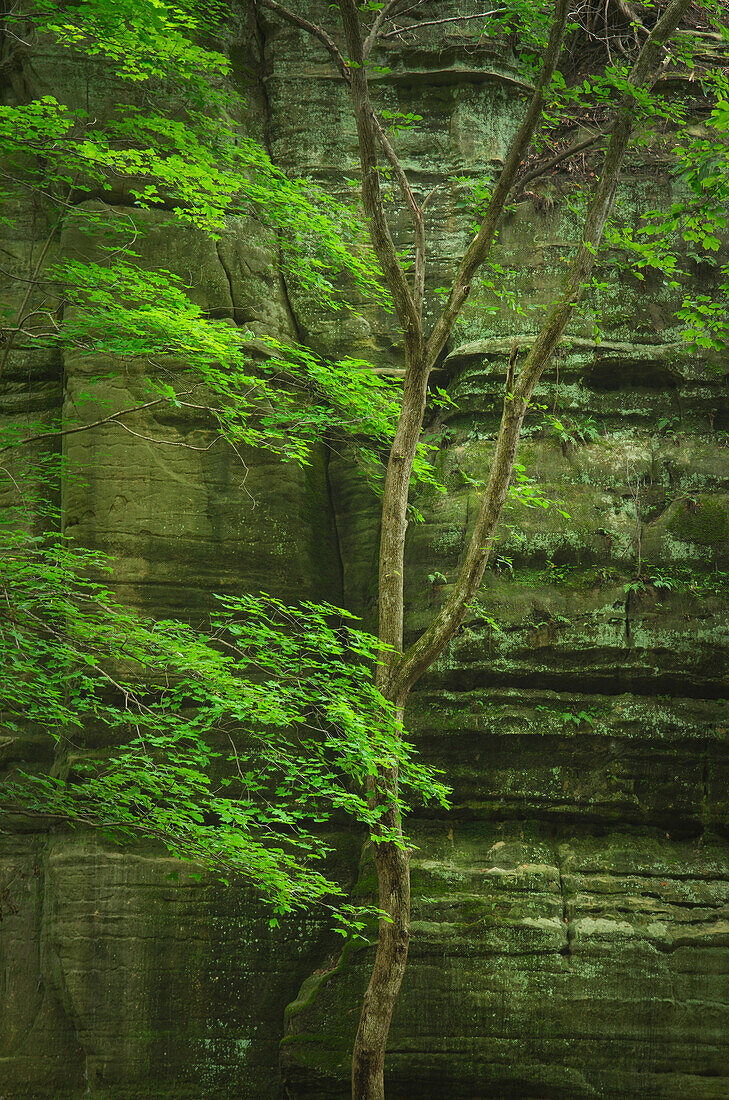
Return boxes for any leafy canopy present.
[0,0,446,924]
[2,528,447,926]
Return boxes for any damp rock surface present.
[1,2,728,1097]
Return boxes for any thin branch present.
[113,421,222,451]
[256,0,425,308]
[514,128,611,198]
[368,107,425,310]
[363,0,406,58]
[255,0,351,85]
[381,9,505,39]
[0,391,193,453]
[369,110,421,223]
[424,0,572,371]
[339,0,421,344]
[0,221,59,382]
[422,185,439,210]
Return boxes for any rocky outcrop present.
[1,2,728,1097]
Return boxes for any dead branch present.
[381,9,505,39]
[0,391,195,453]
[513,128,611,200]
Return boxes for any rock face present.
[1,3,728,1098]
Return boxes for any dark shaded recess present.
[416,663,729,699]
[713,373,729,431]
[586,357,679,393]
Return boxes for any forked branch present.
[339,0,422,346]
[424,0,572,370]
[513,128,611,201]
[391,0,692,702]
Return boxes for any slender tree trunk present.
[348,4,571,1093]
[257,3,692,1096]
[351,748,409,1100]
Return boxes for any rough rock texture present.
[1,2,728,1097]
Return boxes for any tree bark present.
[351,750,409,1100]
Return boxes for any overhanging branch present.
[255,0,351,85]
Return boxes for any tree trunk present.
[351,792,410,1100]
[332,2,689,1096]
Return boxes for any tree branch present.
[339,0,421,344]
[513,128,610,200]
[0,391,193,453]
[381,9,505,39]
[392,0,692,702]
[368,108,426,311]
[0,222,59,382]
[257,0,425,310]
[254,0,351,85]
[363,0,406,57]
[424,0,572,371]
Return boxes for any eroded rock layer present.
[1,2,728,1097]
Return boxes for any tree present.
[251,0,713,1096]
[1,0,725,1098]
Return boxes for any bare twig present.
[0,222,59,382]
[381,9,505,38]
[514,128,611,199]
[113,421,222,451]
[0,391,193,453]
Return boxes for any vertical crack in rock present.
[324,446,345,606]
[251,5,305,345]
[277,263,306,344]
[556,847,572,959]
[214,240,237,320]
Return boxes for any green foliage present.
[508,465,571,518]
[560,709,594,729]
[624,568,679,597]
[585,70,729,355]
[0,0,387,381]
[427,571,448,587]
[460,463,570,520]
[12,253,426,476]
[0,0,445,926]
[545,413,601,450]
[3,0,728,937]
[381,108,423,134]
[535,703,595,730]
[672,85,729,350]
[1,530,448,923]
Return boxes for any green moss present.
[669,497,729,546]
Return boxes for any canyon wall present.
[1,3,728,1097]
